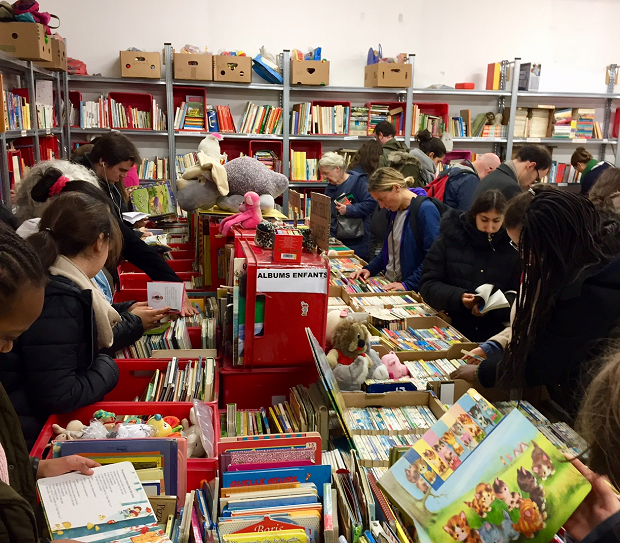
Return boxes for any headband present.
[49,175,70,197]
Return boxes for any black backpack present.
[408,195,449,248]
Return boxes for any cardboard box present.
[174,52,213,81]
[120,51,161,79]
[372,334,478,363]
[34,36,66,71]
[341,288,421,306]
[213,55,252,83]
[273,230,303,263]
[328,285,343,297]
[0,22,52,61]
[291,60,329,86]
[364,63,412,88]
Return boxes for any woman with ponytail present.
[0,192,128,446]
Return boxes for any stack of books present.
[513,107,529,137]
[310,103,350,134]
[140,357,216,403]
[110,97,166,130]
[290,102,312,134]
[528,106,552,138]
[574,108,595,139]
[174,96,205,131]
[349,106,369,135]
[137,156,169,180]
[4,91,31,130]
[253,150,281,172]
[481,124,507,138]
[368,104,405,136]
[239,102,283,134]
[380,326,465,352]
[552,108,575,138]
[78,95,110,129]
[290,149,319,180]
[214,105,236,133]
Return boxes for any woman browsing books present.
[350,167,441,291]
[0,221,99,543]
[320,152,377,261]
[419,190,520,341]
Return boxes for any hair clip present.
[528,188,536,196]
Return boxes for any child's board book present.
[37,461,172,542]
[147,281,186,313]
[377,389,591,543]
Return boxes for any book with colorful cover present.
[377,389,591,543]
[147,183,172,216]
[131,186,150,215]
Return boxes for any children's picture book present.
[378,389,591,543]
[37,461,172,542]
[147,281,185,313]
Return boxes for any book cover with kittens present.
[378,389,591,543]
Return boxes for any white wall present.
[47,0,620,92]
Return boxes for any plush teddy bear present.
[381,351,410,379]
[325,308,369,349]
[326,317,388,390]
[176,136,289,213]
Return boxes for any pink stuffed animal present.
[382,351,409,379]
[219,191,263,236]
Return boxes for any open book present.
[474,284,516,315]
[37,461,171,542]
[377,389,590,543]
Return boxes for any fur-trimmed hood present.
[439,207,510,250]
[16,159,100,221]
[387,150,421,169]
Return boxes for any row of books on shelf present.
[290,102,350,135]
[76,95,109,128]
[239,102,283,134]
[110,97,167,130]
[290,150,319,181]
[115,318,193,358]
[3,91,31,130]
[553,108,601,139]
[369,104,404,136]
[130,181,176,217]
[288,192,312,218]
[546,161,581,184]
[173,95,205,131]
[137,156,170,180]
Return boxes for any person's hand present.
[471,304,483,317]
[335,202,348,216]
[37,455,100,479]
[181,294,199,317]
[462,293,479,309]
[128,301,147,312]
[350,269,371,281]
[385,282,406,291]
[450,364,478,381]
[564,456,620,542]
[131,305,171,330]
[461,347,487,365]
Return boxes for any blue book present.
[222,464,332,498]
[223,494,318,513]
[207,109,219,132]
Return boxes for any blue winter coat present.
[443,161,480,211]
[325,171,376,260]
[364,191,441,291]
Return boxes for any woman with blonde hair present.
[350,167,441,291]
[319,152,376,260]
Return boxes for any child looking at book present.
[0,221,99,543]
[350,167,441,291]
[0,193,127,447]
[319,152,376,261]
[419,190,520,341]
[453,188,620,421]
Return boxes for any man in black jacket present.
[471,145,551,202]
[74,133,197,315]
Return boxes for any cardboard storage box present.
[120,50,161,79]
[0,22,52,61]
[35,35,66,71]
[213,55,252,83]
[364,63,412,88]
[291,60,330,86]
[174,52,213,81]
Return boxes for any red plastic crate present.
[249,140,283,159]
[108,92,154,130]
[105,358,219,406]
[289,140,322,182]
[310,100,351,135]
[168,250,195,260]
[119,271,199,290]
[169,243,194,251]
[220,359,317,409]
[221,140,250,160]
[118,259,194,273]
[173,86,207,133]
[31,402,219,491]
[366,101,407,137]
[113,288,147,303]
[413,102,449,136]
[232,226,257,258]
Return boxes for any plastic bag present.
[80,420,108,440]
[192,399,215,458]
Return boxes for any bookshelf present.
[56,47,620,213]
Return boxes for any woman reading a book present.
[350,167,441,291]
[572,146,612,195]
[418,190,520,342]
[0,193,129,448]
[320,152,377,261]
[452,189,620,421]
[0,221,98,543]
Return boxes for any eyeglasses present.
[510,240,519,252]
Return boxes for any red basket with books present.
[118,259,195,273]
[119,271,199,290]
[31,401,220,492]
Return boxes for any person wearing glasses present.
[471,145,552,202]
[452,187,620,422]
[419,190,520,342]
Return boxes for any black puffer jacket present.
[0,275,119,448]
[419,209,520,342]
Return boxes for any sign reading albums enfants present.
[256,268,328,294]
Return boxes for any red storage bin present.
[168,250,195,260]
[119,271,199,290]
[233,226,257,258]
[113,288,147,303]
[104,358,219,406]
[169,243,194,251]
[206,221,231,290]
[221,140,250,160]
[239,239,328,368]
[310,100,351,135]
[366,101,407,136]
[31,402,219,491]
[289,140,322,182]
[118,259,194,273]
[249,140,283,173]
[173,86,207,133]
[412,102,450,136]
[220,360,317,409]
[108,92,154,130]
